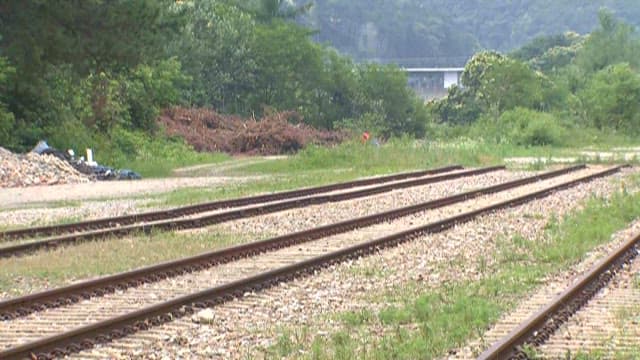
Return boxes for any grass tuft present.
[266,178,640,359]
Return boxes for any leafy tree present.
[472,56,545,117]
[511,32,585,73]
[575,9,640,73]
[0,54,15,147]
[0,0,184,149]
[429,84,481,125]
[308,49,360,129]
[511,34,574,62]
[245,0,313,23]
[172,1,256,113]
[0,0,180,78]
[247,21,324,117]
[356,64,426,138]
[579,63,640,132]
[432,51,565,124]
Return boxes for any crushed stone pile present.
[0,147,90,188]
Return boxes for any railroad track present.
[478,221,640,360]
[0,164,584,322]
[0,166,505,258]
[0,165,624,359]
[0,165,463,241]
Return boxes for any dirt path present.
[172,156,287,177]
[0,176,255,208]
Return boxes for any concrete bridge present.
[356,57,469,100]
[404,67,464,100]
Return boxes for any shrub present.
[578,63,640,133]
[0,56,16,148]
[470,108,565,146]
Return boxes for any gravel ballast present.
[65,167,637,359]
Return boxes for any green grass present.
[89,124,640,180]
[225,138,638,178]
[0,229,253,298]
[147,138,542,207]
[265,180,640,359]
[239,139,503,176]
[94,137,640,209]
[124,151,229,178]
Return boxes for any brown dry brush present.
[158,107,347,155]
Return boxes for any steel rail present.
[478,227,640,360]
[0,165,463,241]
[0,164,585,321]
[0,166,505,258]
[0,165,624,360]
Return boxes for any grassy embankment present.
[263,175,640,359]
[151,136,639,207]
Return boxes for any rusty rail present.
[478,219,639,359]
[0,164,585,321]
[0,166,504,258]
[0,165,463,241]
[0,165,624,360]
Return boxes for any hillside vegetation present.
[301,0,640,65]
[0,1,639,176]
[0,0,426,168]
[428,10,640,148]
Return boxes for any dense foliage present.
[2,0,639,163]
[430,10,640,145]
[0,0,426,157]
[300,0,640,65]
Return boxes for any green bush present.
[0,108,14,148]
[579,63,640,133]
[124,59,189,131]
[0,56,15,148]
[470,108,566,146]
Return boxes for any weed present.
[266,184,640,359]
[341,309,374,327]
[0,230,252,297]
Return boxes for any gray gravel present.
[213,169,534,237]
[458,220,640,359]
[72,167,638,359]
[0,168,492,228]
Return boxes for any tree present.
[244,0,313,23]
[432,51,562,125]
[172,1,256,113]
[247,21,324,118]
[575,9,640,73]
[0,0,184,146]
[356,64,426,138]
[0,0,180,78]
[0,53,15,147]
[579,63,640,132]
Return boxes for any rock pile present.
[0,147,90,188]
